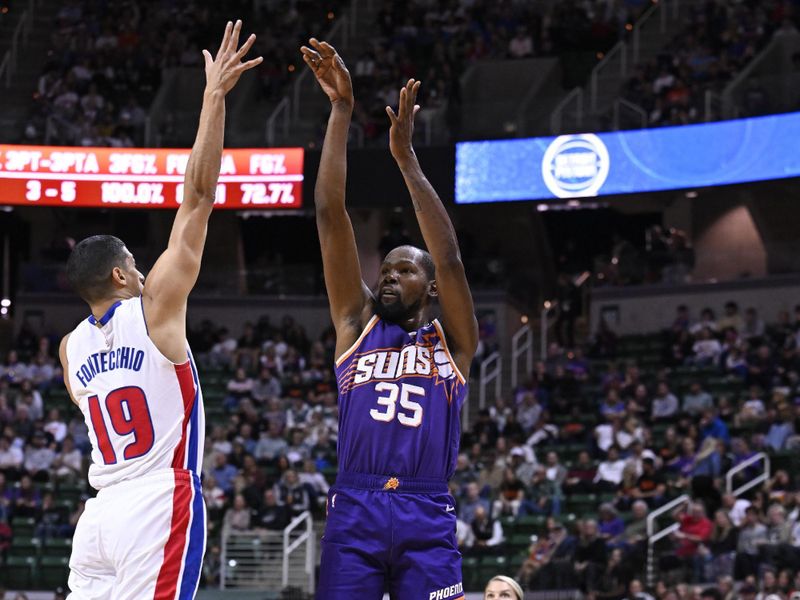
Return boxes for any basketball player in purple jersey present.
[301,39,479,599]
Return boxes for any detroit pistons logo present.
[542,134,610,198]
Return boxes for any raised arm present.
[143,20,262,363]
[301,39,372,358]
[386,79,478,377]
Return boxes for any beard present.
[373,295,423,324]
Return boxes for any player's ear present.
[111,266,127,288]
[428,280,438,298]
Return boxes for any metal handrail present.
[726,452,770,497]
[282,510,315,593]
[3,0,34,89]
[478,351,502,410]
[550,87,583,135]
[646,494,690,587]
[612,98,647,130]
[590,41,626,113]
[266,96,291,146]
[540,301,556,358]
[511,324,533,390]
[632,2,661,65]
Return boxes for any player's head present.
[66,235,144,304]
[484,575,523,600]
[374,245,436,323]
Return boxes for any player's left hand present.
[386,79,421,164]
[203,19,263,96]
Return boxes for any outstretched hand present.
[203,20,263,96]
[386,79,421,164]
[301,38,354,107]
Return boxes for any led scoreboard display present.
[0,145,304,209]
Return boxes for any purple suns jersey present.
[334,315,468,481]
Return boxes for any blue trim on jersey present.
[139,296,149,335]
[186,354,201,474]
[178,475,205,600]
[87,300,122,326]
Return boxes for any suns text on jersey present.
[75,346,145,387]
[353,346,433,384]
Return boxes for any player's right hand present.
[203,20,263,96]
[301,38,354,108]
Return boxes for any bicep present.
[316,206,371,327]
[435,259,478,372]
[145,202,212,306]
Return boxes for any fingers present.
[239,56,264,72]
[202,49,213,70]
[234,33,257,62]
[309,38,336,58]
[385,106,398,125]
[217,21,233,58]
[230,19,243,55]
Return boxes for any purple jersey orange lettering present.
[334,316,467,480]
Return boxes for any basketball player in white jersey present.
[58,21,262,600]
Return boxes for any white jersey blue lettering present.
[65,297,204,490]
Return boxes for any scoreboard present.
[0,145,304,209]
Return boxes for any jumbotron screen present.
[0,145,304,209]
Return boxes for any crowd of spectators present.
[21,0,341,147]
[622,0,794,127]
[342,0,653,144]
[4,294,800,595]
[450,298,800,596]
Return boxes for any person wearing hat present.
[484,575,524,600]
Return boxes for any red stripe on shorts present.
[154,472,192,600]
[171,361,196,469]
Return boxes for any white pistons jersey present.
[66,297,204,490]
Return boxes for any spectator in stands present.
[718,302,744,333]
[10,474,41,519]
[493,467,525,518]
[251,367,281,404]
[24,431,55,482]
[254,421,288,463]
[683,382,714,416]
[460,482,490,525]
[695,510,738,582]
[691,329,723,366]
[764,401,795,451]
[661,501,713,582]
[652,382,679,421]
[275,469,309,518]
[595,446,626,493]
[699,409,730,444]
[469,505,504,556]
[51,435,81,482]
[735,506,768,579]
[573,519,608,595]
[223,494,251,531]
[210,453,238,496]
[598,503,625,544]
[742,308,766,342]
[564,450,597,495]
[254,489,288,532]
[519,466,559,517]
[626,457,666,508]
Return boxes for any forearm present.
[396,155,461,264]
[184,89,226,205]
[315,103,352,212]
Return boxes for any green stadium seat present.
[38,555,70,588]
[41,537,72,557]
[10,535,40,556]
[11,516,36,537]
[2,555,35,588]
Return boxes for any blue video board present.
[455,112,800,203]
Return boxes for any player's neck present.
[386,311,431,333]
[88,293,133,324]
